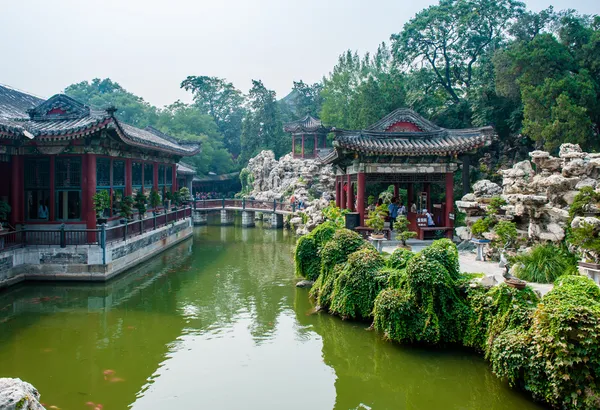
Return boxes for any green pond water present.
[0,222,546,410]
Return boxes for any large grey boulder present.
[0,378,45,410]
[472,180,502,197]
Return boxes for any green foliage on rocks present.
[294,221,337,281]
[329,248,387,319]
[374,241,469,345]
[319,229,368,277]
[491,275,600,409]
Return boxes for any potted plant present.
[163,191,173,210]
[394,216,417,249]
[366,204,388,239]
[92,191,110,224]
[171,191,181,211]
[0,200,11,231]
[149,189,162,215]
[120,195,134,223]
[134,191,147,220]
[179,187,191,205]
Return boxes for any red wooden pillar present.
[153,162,159,192]
[125,159,132,196]
[335,177,341,207]
[10,156,21,225]
[357,172,366,226]
[346,175,354,211]
[172,164,177,192]
[341,179,347,210]
[445,172,454,236]
[301,134,305,159]
[393,183,399,199]
[49,156,55,221]
[83,154,97,230]
[407,183,414,210]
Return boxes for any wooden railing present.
[0,206,192,253]
[192,198,294,213]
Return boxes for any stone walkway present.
[381,241,554,296]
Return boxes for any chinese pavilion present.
[283,115,331,159]
[322,108,494,239]
[0,84,199,231]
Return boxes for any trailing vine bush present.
[386,248,413,270]
[374,246,469,345]
[329,248,387,319]
[294,221,337,280]
[319,229,368,277]
[491,276,600,409]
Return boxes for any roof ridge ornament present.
[27,94,91,121]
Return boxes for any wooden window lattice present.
[144,163,154,187]
[24,158,50,189]
[96,158,111,187]
[132,162,142,186]
[113,161,125,187]
[158,164,166,185]
[55,157,81,188]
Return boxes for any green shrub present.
[320,229,367,276]
[470,216,492,238]
[373,252,469,345]
[569,186,600,218]
[387,248,413,270]
[463,284,538,355]
[551,275,600,302]
[321,202,348,228]
[329,248,387,319]
[507,276,600,409]
[420,238,460,280]
[493,221,518,248]
[512,244,578,283]
[294,221,337,280]
[487,195,507,215]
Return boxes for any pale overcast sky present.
[0,0,598,107]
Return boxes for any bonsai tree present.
[493,221,518,249]
[120,195,134,221]
[172,191,181,208]
[393,216,417,247]
[164,191,173,208]
[0,200,11,229]
[134,191,147,219]
[470,216,492,239]
[149,190,162,214]
[92,190,110,221]
[366,204,388,235]
[179,187,191,203]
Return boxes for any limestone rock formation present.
[457,144,600,243]
[244,150,336,234]
[0,378,45,410]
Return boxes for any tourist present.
[398,202,407,216]
[38,200,48,220]
[425,209,435,226]
[388,197,399,230]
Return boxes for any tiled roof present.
[283,115,330,133]
[325,108,494,161]
[176,162,196,175]
[333,128,493,156]
[193,172,239,182]
[0,85,200,156]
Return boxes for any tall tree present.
[391,0,525,121]
[290,81,323,118]
[240,80,288,162]
[181,76,245,156]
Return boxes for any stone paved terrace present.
[381,240,554,296]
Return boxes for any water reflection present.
[0,221,546,410]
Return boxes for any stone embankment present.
[244,150,335,234]
[457,143,600,243]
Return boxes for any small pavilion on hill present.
[283,115,331,159]
[321,108,495,239]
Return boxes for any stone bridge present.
[192,199,294,228]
